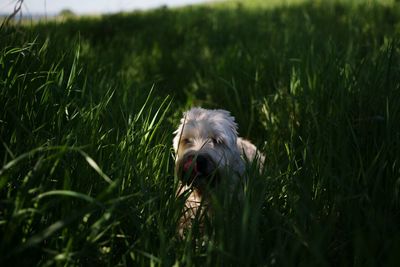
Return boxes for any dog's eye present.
[211,138,218,145]
[182,138,191,145]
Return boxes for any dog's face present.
[173,108,244,193]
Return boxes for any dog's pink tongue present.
[183,158,197,174]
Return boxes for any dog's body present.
[173,108,264,235]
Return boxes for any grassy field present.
[1,0,400,266]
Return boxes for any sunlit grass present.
[212,0,396,9]
[1,0,400,266]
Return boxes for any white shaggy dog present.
[173,107,264,235]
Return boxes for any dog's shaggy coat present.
[173,107,264,235]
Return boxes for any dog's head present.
[173,108,244,193]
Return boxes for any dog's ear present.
[173,122,185,153]
[173,127,181,153]
[173,109,191,153]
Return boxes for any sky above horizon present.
[1,0,216,15]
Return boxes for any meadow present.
[1,0,400,265]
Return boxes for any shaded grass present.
[1,0,400,266]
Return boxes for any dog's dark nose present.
[196,154,208,175]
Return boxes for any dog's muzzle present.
[178,153,219,190]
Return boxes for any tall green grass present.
[1,0,400,266]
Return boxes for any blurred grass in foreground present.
[1,0,400,266]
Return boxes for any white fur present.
[173,107,264,235]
